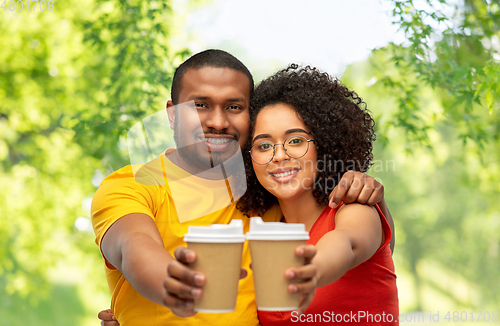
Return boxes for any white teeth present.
[271,170,298,177]
[205,138,232,144]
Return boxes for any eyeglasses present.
[250,135,315,165]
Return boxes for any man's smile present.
[199,134,238,152]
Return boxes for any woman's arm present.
[312,203,384,288]
[328,171,395,254]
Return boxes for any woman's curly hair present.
[236,64,376,217]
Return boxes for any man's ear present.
[166,100,175,129]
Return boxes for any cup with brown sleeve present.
[246,216,310,311]
[183,219,246,312]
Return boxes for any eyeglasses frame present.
[249,134,315,165]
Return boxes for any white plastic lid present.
[183,219,246,243]
[246,217,310,241]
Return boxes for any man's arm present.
[376,198,395,254]
[328,171,395,253]
[101,213,175,306]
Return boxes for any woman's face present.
[251,103,318,201]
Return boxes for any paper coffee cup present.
[183,219,246,313]
[246,217,310,311]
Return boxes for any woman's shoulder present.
[335,202,378,220]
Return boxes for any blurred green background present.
[1,0,499,325]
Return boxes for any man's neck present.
[165,150,228,180]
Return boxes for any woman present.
[237,64,398,325]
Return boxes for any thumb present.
[329,186,339,208]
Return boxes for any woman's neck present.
[278,193,327,232]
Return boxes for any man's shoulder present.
[92,162,168,210]
[100,156,168,188]
[101,165,135,182]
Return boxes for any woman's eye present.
[288,138,303,145]
[258,143,273,151]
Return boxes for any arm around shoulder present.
[377,198,395,254]
[312,203,383,288]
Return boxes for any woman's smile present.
[268,166,301,183]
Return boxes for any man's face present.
[167,67,251,171]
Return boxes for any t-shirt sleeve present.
[91,172,159,249]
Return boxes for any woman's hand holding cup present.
[285,245,318,315]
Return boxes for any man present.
[93,49,393,326]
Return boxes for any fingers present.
[349,174,383,205]
[286,245,317,297]
[285,263,316,282]
[240,268,248,279]
[366,179,384,206]
[163,271,197,315]
[343,172,366,204]
[293,245,316,263]
[98,309,120,326]
[329,171,384,207]
[285,244,316,280]
[101,321,120,326]
[167,259,205,287]
[174,247,197,264]
[164,274,202,300]
[163,247,205,316]
[288,277,317,296]
[329,171,354,208]
[98,309,114,320]
[328,186,338,207]
[162,291,195,310]
[169,307,197,318]
[297,291,315,315]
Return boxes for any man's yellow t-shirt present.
[91,150,280,326]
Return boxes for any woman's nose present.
[272,144,290,162]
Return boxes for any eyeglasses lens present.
[251,135,310,164]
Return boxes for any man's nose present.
[272,144,290,163]
[205,108,230,130]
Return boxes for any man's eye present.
[195,103,208,109]
[227,105,242,111]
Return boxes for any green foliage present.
[0,0,183,323]
[383,0,500,147]
[74,0,190,168]
[0,280,86,326]
[1,0,499,323]
[0,1,101,301]
[342,2,500,307]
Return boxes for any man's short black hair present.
[171,49,254,104]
